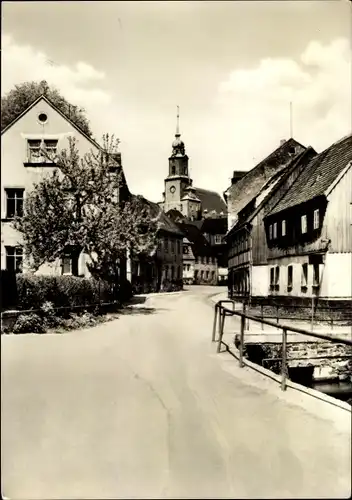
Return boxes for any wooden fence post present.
[281,327,288,391]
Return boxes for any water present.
[312,380,352,404]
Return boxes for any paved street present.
[2,286,351,499]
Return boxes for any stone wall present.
[241,340,352,384]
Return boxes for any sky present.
[2,1,351,202]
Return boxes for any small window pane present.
[282,220,286,236]
[313,209,320,230]
[301,215,307,234]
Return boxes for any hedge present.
[16,274,115,310]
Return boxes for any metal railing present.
[227,293,352,330]
[212,299,352,392]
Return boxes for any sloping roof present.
[191,216,228,235]
[1,95,102,151]
[166,209,186,223]
[227,147,317,237]
[268,135,352,216]
[194,187,227,215]
[176,222,214,257]
[226,138,306,218]
[137,197,184,237]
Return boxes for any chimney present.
[280,139,286,146]
[231,170,246,185]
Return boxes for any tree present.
[1,80,93,137]
[13,135,160,290]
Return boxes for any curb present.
[135,290,188,299]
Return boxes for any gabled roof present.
[176,221,214,257]
[166,209,186,223]
[190,216,228,235]
[226,147,317,237]
[194,187,227,215]
[137,197,184,237]
[226,138,306,218]
[267,135,352,217]
[1,94,102,151]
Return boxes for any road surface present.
[2,286,351,499]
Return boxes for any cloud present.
[215,37,351,174]
[1,33,112,117]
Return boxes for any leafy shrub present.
[16,274,115,310]
[13,313,46,334]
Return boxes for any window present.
[28,139,42,162]
[282,220,286,237]
[275,266,280,290]
[171,240,175,254]
[205,270,209,279]
[5,188,24,219]
[287,265,293,291]
[273,222,278,239]
[61,251,79,276]
[200,270,204,280]
[62,256,73,275]
[194,270,198,280]
[313,209,320,230]
[164,239,169,253]
[61,247,79,276]
[27,139,58,163]
[270,267,275,290]
[215,234,222,244]
[183,245,188,254]
[6,246,23,273]
[301,214,307,234]
[171,266,175,280]
[171,165,176,175]
[269,224,273,240]
[38,112,48,123]
[313,264,320,287]
[301,263,308,290]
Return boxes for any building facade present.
[127,197,184,292]
[264,135,352,301]
[1,95,124,277]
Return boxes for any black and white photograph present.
[1,1,351,498]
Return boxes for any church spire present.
[172,105,185,156]
[176,105,180,137]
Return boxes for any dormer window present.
[313,209,320,230]
[215,235,222,244]
[273,222,277,239]
[301,214,307,234]
[269,224,273,240]
[282,220,286,236]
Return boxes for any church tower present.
[162,106,193,214]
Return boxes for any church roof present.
[193,188,227,215]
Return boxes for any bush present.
[13,313,46,334]
[16,274,115,311]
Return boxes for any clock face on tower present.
[170,185,176,194]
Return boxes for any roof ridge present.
[1,94,102,151]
